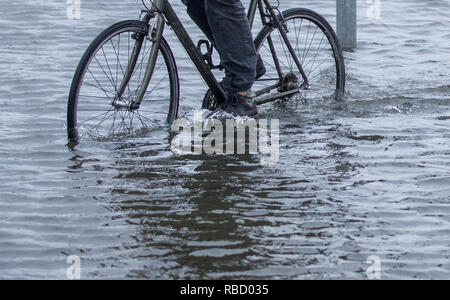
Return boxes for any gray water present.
[0,0,449,279]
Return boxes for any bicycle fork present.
[132,13,165,109]
[114,11,165,110]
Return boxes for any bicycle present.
[67,0,345,142]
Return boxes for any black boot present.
[219,93,258,117]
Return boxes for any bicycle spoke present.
[308,55,334,78]
[294,18,303,64]
[110,34,133,99]
[303,25,318,66]
[94,56,118,93]
[101,46,117,89]
[133,60,165,99]
[304,35,325,72]
[81,81,115,96]
[273,31,291,71]
[135,110,151,127]
[78,110,112,126]
[276,29,292,70]
[86,69,114,102]
[92,109,115,132]
[144,73,169,98]
[302,22,311,64]
[309,63,336,79]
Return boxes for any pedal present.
[196,39,224,71]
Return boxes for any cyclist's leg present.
[204,0,257,94]
[184,0,215,43]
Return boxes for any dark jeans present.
[183,0,257,93]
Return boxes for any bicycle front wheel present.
[254,8,345,103]
[67,20,179,142]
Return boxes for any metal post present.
[337,0,357,50]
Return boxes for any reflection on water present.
[0,0,449,279]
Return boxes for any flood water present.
[0,0,449,279]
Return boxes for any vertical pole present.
[337,0,357,50]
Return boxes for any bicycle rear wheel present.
[254,8,345,103]
[67,20,179,142]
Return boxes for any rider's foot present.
[218,90,258,117]
[237,89,256,99]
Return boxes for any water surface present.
[0,0,449,279]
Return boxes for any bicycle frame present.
[119,0,309,109]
